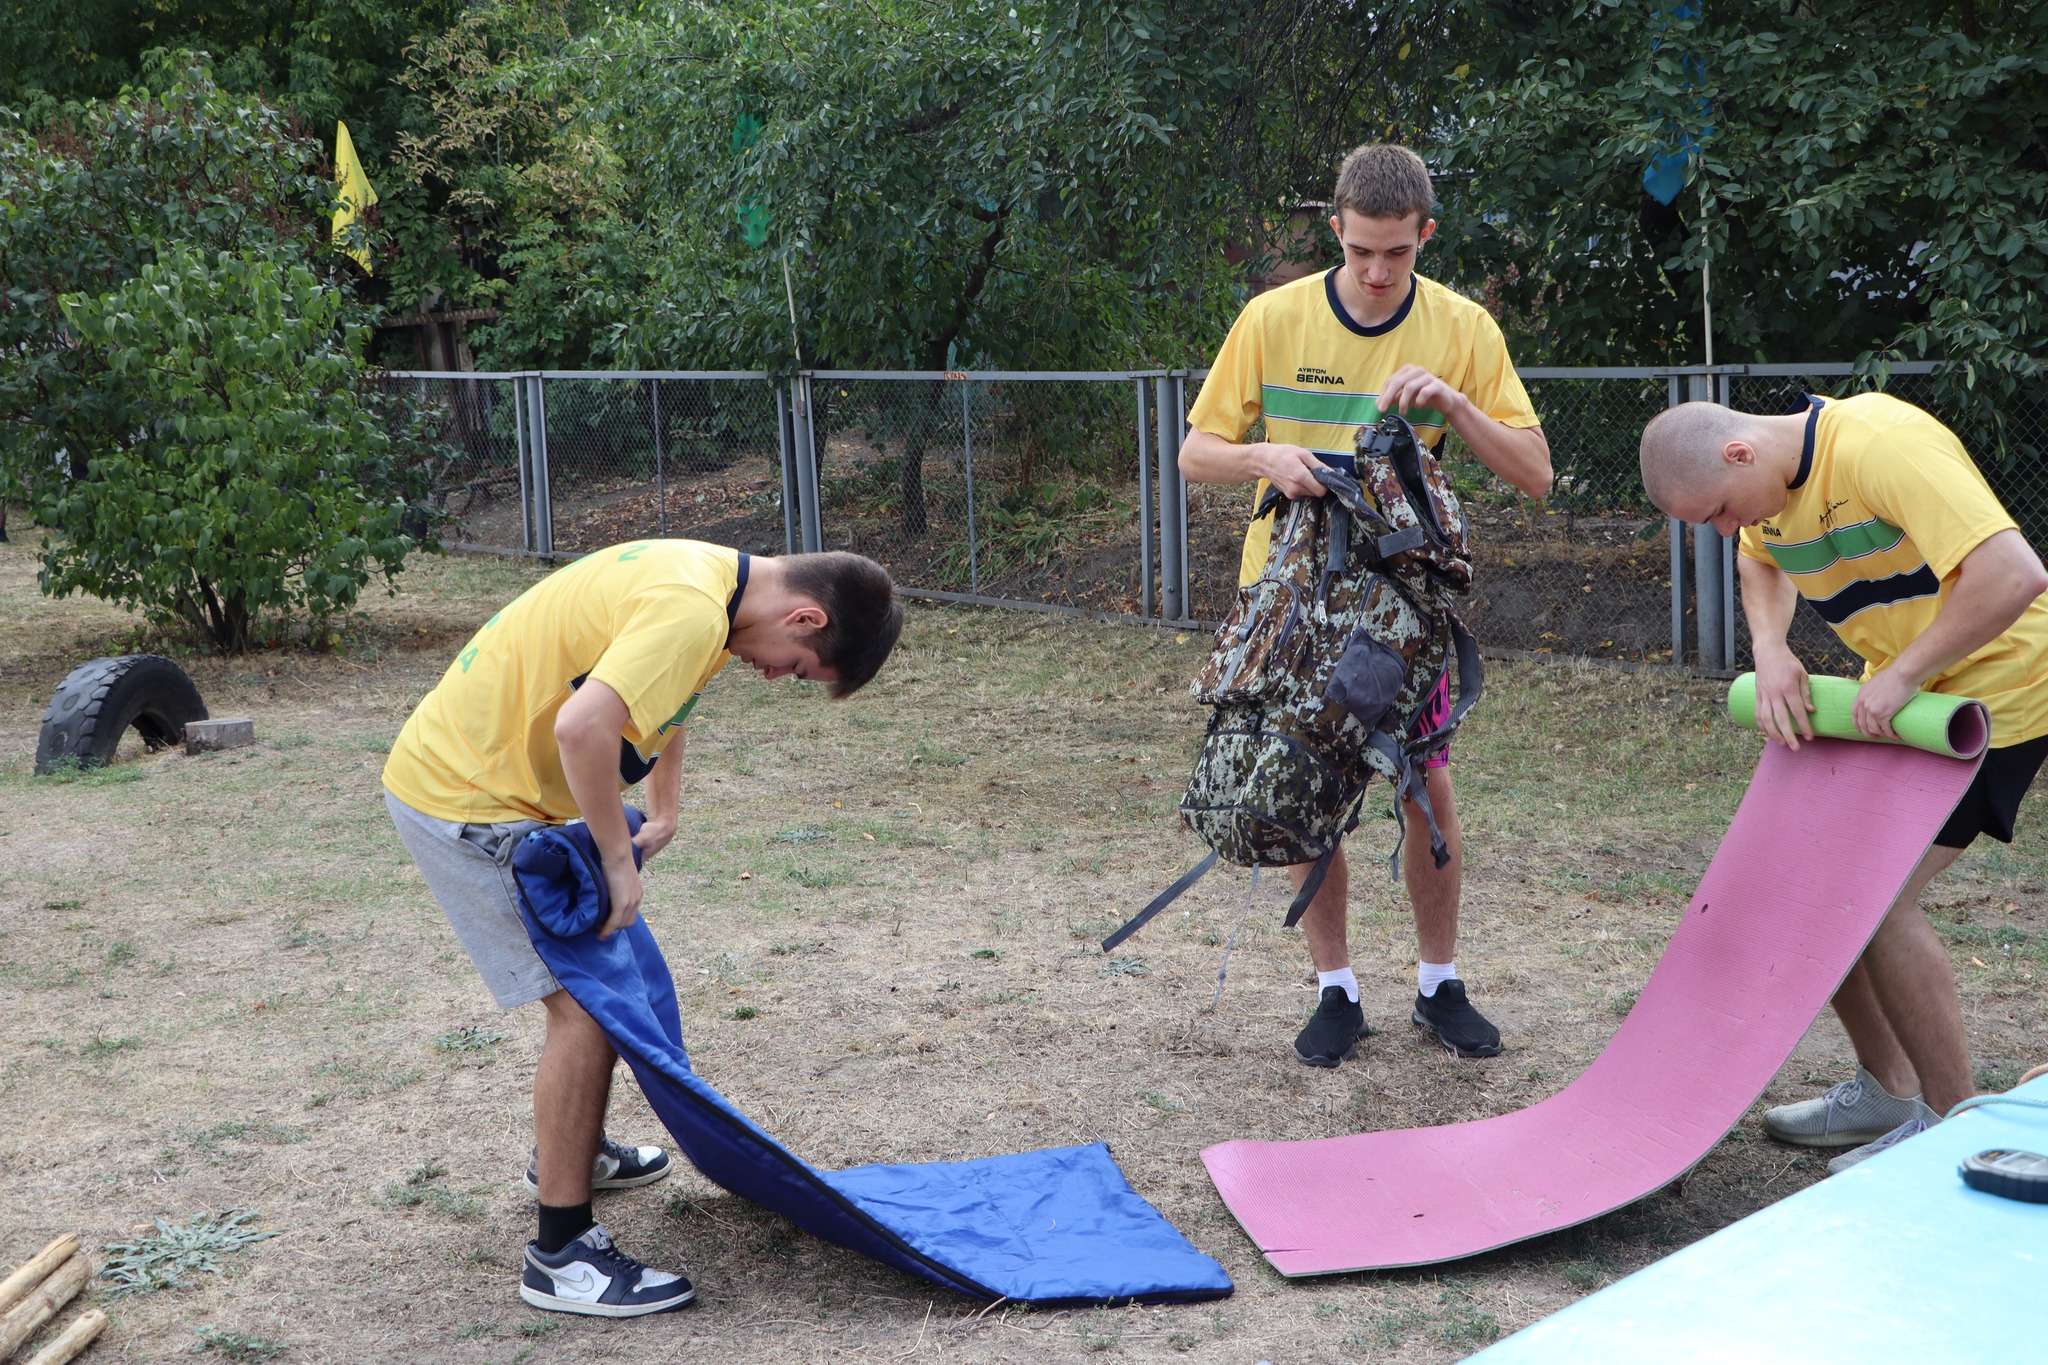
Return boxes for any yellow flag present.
[332,121,378,272]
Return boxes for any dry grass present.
[2,533,2044,1363]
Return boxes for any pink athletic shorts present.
[1411,673,1452,769]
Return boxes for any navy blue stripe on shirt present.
[1810,565,1941,626]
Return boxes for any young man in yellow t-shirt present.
[1182,144,1553,1067]
[383,541,901,1316]
[1640,394,2048,1172]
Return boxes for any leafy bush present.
[0,54,443,651]
[45,250,429,650]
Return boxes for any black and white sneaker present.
[520,1224,696,1317]
[1293,986,1370,1068]
[1411,978,1502,1058]
[523,1137,674,1197]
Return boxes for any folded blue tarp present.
[511,812,1233,1306]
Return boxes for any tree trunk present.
[899,385,932,540]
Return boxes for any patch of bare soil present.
[1,538,2042,1363]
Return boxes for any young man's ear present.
[1416,217,1437,246]
[1721,439,1758,468]
[785,604,828,631]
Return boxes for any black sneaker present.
[1293,986,1369,1067]
[523,1137,674,1197]
[1410,978,1502,1058]
[520,1224,695,1317]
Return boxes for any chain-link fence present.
[387,362,2043,678]
[802,372,1150,614]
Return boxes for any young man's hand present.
[1752,645,1817,749]
[1852,668,1917,742]
[1379,364,1461,422]
[632,815,677,862]
[1257,442,1333,499]
[598,855,643,940]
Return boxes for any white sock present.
[1317,968,1359,1003]
[1418,961,1458,997]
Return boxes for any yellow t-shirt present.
[383,540,741,823]
[1738,392,2048,745]
[1187,269,1541,585]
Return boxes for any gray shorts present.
[385,791,561,1009]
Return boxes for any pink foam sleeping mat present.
[1201,734,1984,1276]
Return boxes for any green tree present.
[1434,0,2047,453]
[386,0,641,369]
[0,55,439,650]
[0,1,459,162]
[587,1,1257,533]
[0,53,336,488]
[48,250,427,650]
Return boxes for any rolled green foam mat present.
[1727,673,1989,759]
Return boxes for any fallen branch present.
[0,1237,77,1317]
[0,1254,90,1358]
[22,1307,107,1365]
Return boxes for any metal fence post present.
[1715,370,1737,668]
[1667,374,1685,663]
[649,378,666,537]
[793,372,823,552]
[531,374,555,556]
[1171,372,1191,618]
[961,380,979,594]
[1154,375,1184,621]
[774,378,799,555]
[1687,371,1725,669]
[513,374,533,553]
[1136,377,1156,619]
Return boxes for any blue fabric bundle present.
[510,812,1233,1306]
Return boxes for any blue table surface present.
[1469,1074,2048,1362]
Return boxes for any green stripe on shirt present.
[1764,518,1908,575]
[1260,384,1446,430]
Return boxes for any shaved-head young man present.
[1181,143,1553,1067]
[1641,395,2048,1170]
[384,542,901,1315]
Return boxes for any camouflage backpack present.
[1105,413,1483,950]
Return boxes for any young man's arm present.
[1180,428,1332,498]
[634,729,684,862]
[1380,364,1552,497]
[555,678,642,939]
[1739,551,1816,748]
[1851,528,2048,739]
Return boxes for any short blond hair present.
[1333,144,1434,222]
[1638,402,1760,513]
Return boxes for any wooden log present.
[0,1255,89,1358]
[21,1308,107,1365]
[0,1238,77,1318]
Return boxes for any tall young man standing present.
[383,541,901,1314]
[1640,394,2048,1170]
[1182,144,1552,1067]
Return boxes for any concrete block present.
[184,717,255,755]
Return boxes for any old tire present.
[34,655,208,775]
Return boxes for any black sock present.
[536,1201,594,1255]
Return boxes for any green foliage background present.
[0,57,440,650]
[0,0,2041,546]
[1437,0,2046,456]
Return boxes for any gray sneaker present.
[523,1137,673,1197]
[1762,1066,1922,1147]
[1826,1102,1941,1175]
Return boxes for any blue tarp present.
[511,812,1234,1306]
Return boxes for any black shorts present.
[1935,733,2048,849]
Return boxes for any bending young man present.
[1640,394,2048,1170]
[383,541,901,1314]
[1182,144,1552,1066]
